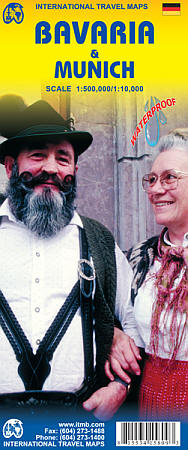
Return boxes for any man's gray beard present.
[6,163,76,238]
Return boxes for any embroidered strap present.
[79,228,95,385]
[127,235,158,305]
[0,289,33,361]
[37,281,80,362]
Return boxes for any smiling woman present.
[147,150,188,242]
[107,128,188,420]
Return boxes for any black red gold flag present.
[162,3,181,15]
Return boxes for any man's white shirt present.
[0,199,140,394]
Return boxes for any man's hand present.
[83,381,127,420]
[105,328,141,383]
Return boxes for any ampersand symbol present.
[91,50,99,58]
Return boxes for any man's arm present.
[113,245,145,380]
[82,381,128,420]
[82,245,143,420]
[82,329,142,420]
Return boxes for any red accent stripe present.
[162,6,180,10]
[163,7,180,10]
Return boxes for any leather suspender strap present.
[79,228,95,386]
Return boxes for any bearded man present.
[0,99,140,420]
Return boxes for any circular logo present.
[3,3,24,24]
[3,419,23,439]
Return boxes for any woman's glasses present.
[142,169,188,192]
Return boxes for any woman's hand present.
[105,327,142,383]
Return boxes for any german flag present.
[162,3,181,15]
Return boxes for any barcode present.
[116,421,180,446]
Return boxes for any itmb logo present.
[3,3,24,24]
[3,419,23,439]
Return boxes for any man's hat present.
[0,100,93,163]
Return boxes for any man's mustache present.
[19,171,75,194]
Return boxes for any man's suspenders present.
[0,228,96,398]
